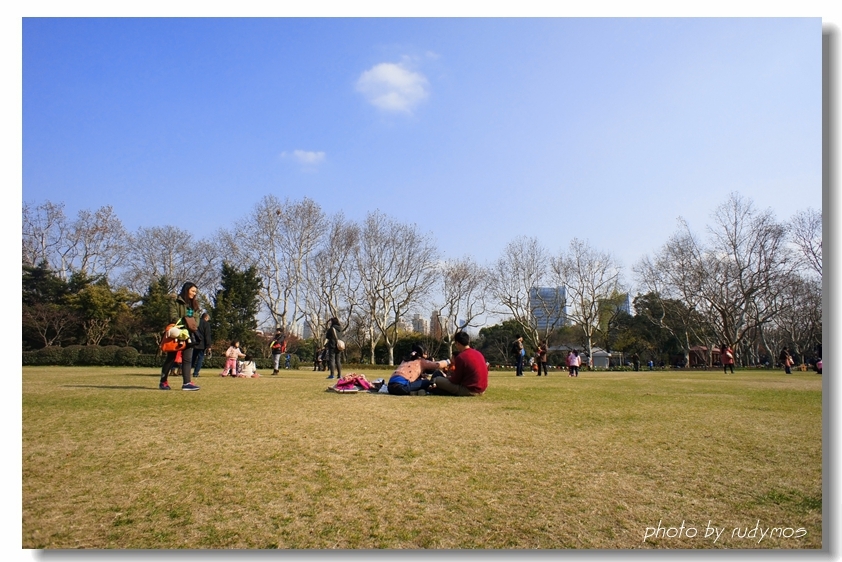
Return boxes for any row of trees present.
[22,193,821,366]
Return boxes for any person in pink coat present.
[220,340,246,377]
[720,343,735,374]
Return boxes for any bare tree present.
[276,197,328,332]
[23,202,129,283]
[22,303,77,347]
[634,247,710,368]
[66,205,128,282]
[656,194,794,357]
[22,200,69,272]
[551,238,622,367]
[768,274,822,363]
[353,211,439,365]
[223,195,328,334]
[789,207,822,277]
[489,236,550,350]
[121,225,220,297]
[301,213,360,346]
[433,256,491,356]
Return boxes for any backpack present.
[160,321,188,353]
[511,341,521,356]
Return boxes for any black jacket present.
[194,317,213,351]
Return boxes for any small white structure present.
[591,347,611,369]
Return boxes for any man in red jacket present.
[430,331,488,396]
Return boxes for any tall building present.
[396,317,413,333]
[302,319,319,339]
[618,293,632,315]
[412,313,430,335]
[530,286,569,330]
[430,312,443,339]
[600,293,633,316]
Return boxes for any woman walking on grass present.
[536,341,548,376]
[720,343,735,374]
[780,347,794,375]
[325,317,343,380]
[160,282,202,391]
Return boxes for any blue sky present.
[22,17,822,282]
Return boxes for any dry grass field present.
[22,365,822,549]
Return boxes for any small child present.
[239,355,260,378]
[221,340,246,377]
[169,349,183,378]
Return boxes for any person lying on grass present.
[387,344,449,396]
[429,331,488,396]
[331,373,372,391]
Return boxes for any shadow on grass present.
[62,385,161,390]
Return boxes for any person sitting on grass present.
[239,355,260,378]
[429,331,488,396]
[387,344,449,396]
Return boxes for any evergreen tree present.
[211,263,262,355]
[136,276,174,353]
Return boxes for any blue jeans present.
[387,378,432,395]
[192,349,206,378]
[328,348,342,378]
[515,354,524,376]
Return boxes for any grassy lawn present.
[22,366,822,549]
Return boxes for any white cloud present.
[281,150,326,165]
[355,62,430,113]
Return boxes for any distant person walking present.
[631,353,640,372]
[720,343,735,374]
[567,350,581,377]
[191,312,212,378]
[325,317,343,380]
[535,341,548,376]
[779,347,793,375]
[313,346,324,371]
[159,282,202,391]
[512,335,525,376]
[269,329,285,376]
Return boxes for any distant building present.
[303,319,319,340]
[529,286,569,330]
[396,317,413,333]
[412,314,430,335]
[617,294,632,315]
[600,293,633,316]
[430,312,443,339]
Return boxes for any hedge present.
[21,346,303,370]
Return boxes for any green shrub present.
[22,351,38,366]
[102,345,122,365]
[61,345,84,366]
[36,346,65,365]
[77,346,103,365]
[135,354,166,368]
[114,347,140,366]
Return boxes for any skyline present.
[22,18,822,290]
